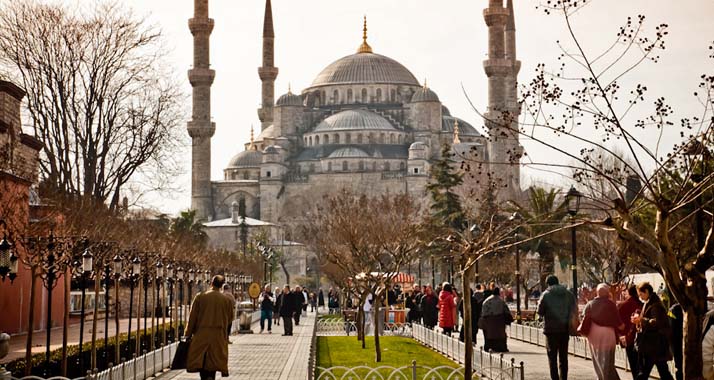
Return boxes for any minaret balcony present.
[483,8,509,26]
[483,59,512,77]
[187,121,216,138]
[188,18,215,35]
[188,68,216,86]
[258,67,279,81]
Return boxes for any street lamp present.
[187,269,195,312]
[155,260,164,347]
[565,185,582,296]
[127,256,140,359]
[77,246,93,374]
[177,266,185,337]
[111,255,123,365]
[166,263,175,342]
[0,225,18,283]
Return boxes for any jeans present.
[625,346,639,380]
[282,316,293,335]
[545,333,569,380]
[636,355,674,380]
[260,310,273,331]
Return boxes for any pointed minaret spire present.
[249,125,256,150]
[258,0,279,131]
[357,15,373,54]
[187,0,216,221]
[453,119,461,145]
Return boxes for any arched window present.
[346,134,351,144]
[357,134,363,144]
[372,162,377,171]
[368,133,374,143]
[315,93,321,107]
[358,161,365,171]
[347,89,353,103]
[342,161,348,171]
[324,134,329,144]
[309,136,313,146]
[384,162,391,171]
[304,137,307,145]
[398,135,404,144]
[322,91,326,104]
[315,135,320,145]
[334,134,340,144]
[333,90,339,104]
[327,162,332,172]
[243,172,249,180]
[361,88,368,103]
[390,134,396,144]
[390,89,396,102]
[400,162,406,171]
[379,133,385,144]
[376,88,382,101]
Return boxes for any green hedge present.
[6,323,181,378]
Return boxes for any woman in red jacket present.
[438,283,458,336]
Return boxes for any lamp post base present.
[0,366,10,380]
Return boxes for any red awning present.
[393,272,415,284]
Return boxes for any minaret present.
[483,0,521,196]
[258,0,278,131]
[187,0,216,221]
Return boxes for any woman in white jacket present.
[704,310,714,380]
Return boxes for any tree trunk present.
[24,267,37,376]
[61,272,70,376]
[280,261,290,286]
[91,278,100,370]
[683,306,704,380]
[462,266,475,380]
[373,292,382,363]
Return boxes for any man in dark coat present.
[292,286,304,325]
[538,275,577,380]
[420,285,438,329]
[631,282,674,380]
[406,285,422,325]
[459,287,482,344]
[278,285,295,336]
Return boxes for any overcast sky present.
[111,0,713,214]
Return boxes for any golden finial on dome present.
[424,78,428,90]
[357,15,373,54]
[250,125,257,150]
[453,119,461,144]
[288,83,292,94]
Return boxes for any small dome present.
[328,147,370,159]
[263,145,280,154]
[409,142,428,150]
[276,92,303,107]
[411,87,440,103]
[227,150,263,168]
[441,105,451,116]
[314,109,396,133]
[442,116,481,137]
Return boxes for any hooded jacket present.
[438,290,456,328]
[537,284,576,335]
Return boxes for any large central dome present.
[310,52,420,88]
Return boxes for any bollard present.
[411,360,417,380]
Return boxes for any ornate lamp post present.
[0,224,18,283]
[166,263,174,342]
[187,269,195,312]
[112,254,122,364]
[565,185,582,296]
[127,256,140,359]
[155,260,164,347]
[177,267,185,337]
[76,246,93,374]
[141,256,151,352]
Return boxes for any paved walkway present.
[160,312,315,380]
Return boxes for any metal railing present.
[315,320,412,337]
[316,362,475,380]
[412,324,524,380]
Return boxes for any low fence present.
[315,320,412,337]
[316,362,474,380]
[412,324,524,380]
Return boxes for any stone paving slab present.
[159,312,315,380]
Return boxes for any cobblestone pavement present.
[160,311,315,380]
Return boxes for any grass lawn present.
[316,336,461,378]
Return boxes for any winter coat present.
[458,292,482,330]
[635,294,673,362]
[318,290,325,306]
[277,292,296,317]
[438,291,457,328]
[617,295,643,346]
[703,310,714,380]
[421,293,439,327]
[184,289,235,376]
[479,294,512,340]
[537,284,577,335]
[406,292,422,321]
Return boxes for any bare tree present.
[0,0,185,210]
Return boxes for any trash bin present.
[237,301,254,334]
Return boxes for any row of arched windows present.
[314,87,399,106]
[303,160,406,173]
[303,132,407,147]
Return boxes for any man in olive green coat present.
[185,275,235,380]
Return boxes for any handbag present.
[171,337,191,370]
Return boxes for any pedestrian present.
[302,287,309,313]
[328,288,339,314]
[258,285,275,334]
[363,292,374,335]
[458,287,482,345]
[702,309,714,380]
[278,285,295,336]
[309,291,317,312]
[618,284,643,380]
[293,285,304,325]
[631,282,674,380]
[406,284,422,325]
[273,287,281,326]
[221,284,236,342]
[185,275,234,380]
[669,303,683,380]
[479,286,513,352]
[581,284,624,380]
[318,289,325,311]
[420,285,438,329]
[438,282,457,336]
[537,275,577,380]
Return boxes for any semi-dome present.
[276,91,303,107]
[442,116,481,137]
[409,142,428,150]
[314,109,396,132]
[411,87,440,103]
[441,105,451,116]
[257,125,279,140]
[328,147,370,159]
[310,52,420,88]
[227,149,262,168]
